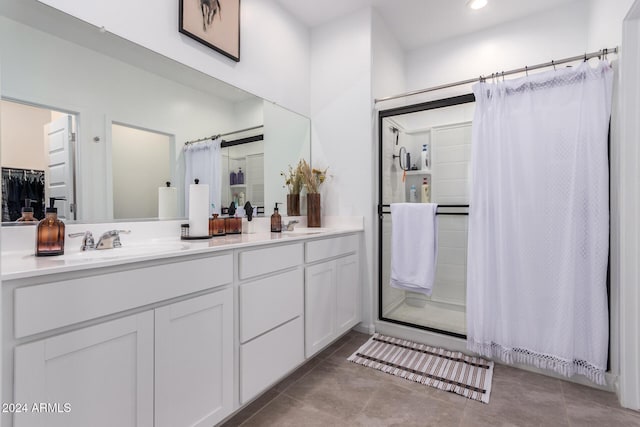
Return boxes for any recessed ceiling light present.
[467,0,488,10]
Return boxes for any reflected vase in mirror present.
[307,193,321,228]
[287,194,300,216]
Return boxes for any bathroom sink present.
[63,241,190,262]
[281,227,329,236]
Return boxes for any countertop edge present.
[2,228,363,282]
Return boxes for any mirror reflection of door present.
[111,124,174,220]
[45,114,76,220]
[0,99,77,222]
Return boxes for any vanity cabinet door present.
[14,312,154,427]
[155,288,233,427]
[336,254,360,336]
[305,260,337,358]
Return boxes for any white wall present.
[310,7,374,331]
[405,1,590,100]
[37,0,311,116]
[588,0,636,50]
[372,10,406,102]
[619,1,640,410]
[111,124,171,219]
[0,17,238,221]
[0,100,48,171]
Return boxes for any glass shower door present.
[378,96,475,338]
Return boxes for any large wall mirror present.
[0,1,310,224]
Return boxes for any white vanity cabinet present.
[8,254,235,427]
[14,312,155,427]
[238,243,305,404]
[155,288,233,427]
[13,288,234,427]
[2,227,364,427]
[304,235,361,358]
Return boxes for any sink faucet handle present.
[68,231,95,251]
[283,220,300,231]
[96,229,131,249]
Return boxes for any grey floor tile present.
[282,359,382,420]
[463,375,569,426]
[459,410,522,427]
[356,382,463,427]
[221,388,280,427]
[565,399,640,426]
[560,379,621,409]
[324,335,369,365]
[346,330,371,341]
[493,364,563,392]
[224,329,636,427]
[242,394,352,427]
[314,333,354,360]
[273,357,322,393]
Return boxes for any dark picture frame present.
[179,0,241,62]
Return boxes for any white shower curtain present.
[467,61,613,384]
[184,138,222,215]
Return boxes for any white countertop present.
[1,217,364,281]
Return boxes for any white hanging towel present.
[390,203,438,296]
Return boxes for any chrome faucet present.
[283,220,299,231]
[95,230,131,250]
[68,231,96,251]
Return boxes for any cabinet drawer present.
[240,316,303,404]
[305,234,358,263]
[240,269,303,343]
[15,254,233,338]
[238,243,303,280]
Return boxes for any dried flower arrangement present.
[299,159,328,194]
[281,161,304,195]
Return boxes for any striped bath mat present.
[348,334,494,403]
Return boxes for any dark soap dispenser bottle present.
[271,202,282,233]
[36,197,66,256]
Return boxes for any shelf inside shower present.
[405,169,431,175]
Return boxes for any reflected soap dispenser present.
[16,199,38,223]
[271,203,282,233]
[36,197,66,256]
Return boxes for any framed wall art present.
[179,0,241,62]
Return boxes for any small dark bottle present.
[225,217,242,234]
[237,168,244,184]
[210,214,226,236]
[36,197,66,256]
[224,202,242,234]
[230,170,237,185]
[271,202,282,233]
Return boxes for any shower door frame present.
[377,93,476,340]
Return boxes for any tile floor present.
[222,331,640,427]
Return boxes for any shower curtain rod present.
[375,47,618,104]
[184,124,264,146]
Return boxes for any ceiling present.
[275,0,583,50]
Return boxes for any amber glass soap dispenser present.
[36,197,66,256]
[271,202,282,232]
